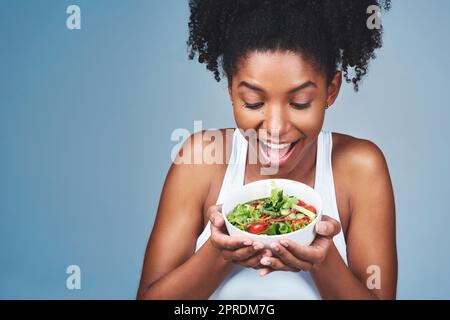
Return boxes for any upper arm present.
[137,131,212,296]
[343,139,397,299]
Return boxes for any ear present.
[326,71,342,107]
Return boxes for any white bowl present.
[221,179,322,247]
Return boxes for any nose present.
[263,103,291,139]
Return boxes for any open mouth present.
[258,139,300,165]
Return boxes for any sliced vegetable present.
[292,204,317,221]
[227,186,317,236]
[247,222,268,234]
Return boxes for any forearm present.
[310,243,378,300]
[138,238,233,300]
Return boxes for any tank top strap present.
[317,130,348,265]
[216,128,248,205]
[314,130,325,191]
[317,131,339,220]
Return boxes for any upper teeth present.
[262,141,292,149]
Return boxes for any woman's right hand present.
[208,205,272,271]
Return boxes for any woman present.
[137,0,397,300]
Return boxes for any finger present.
[210,214,226,234]
[209,223,253,250]
[210,232,252,250]
[278,239,327,264]
[222,242,265,261]
[259,267,272,276]
[240,252,268,269]
[258,250,276,276]
[259,256,298,272]
[207,204,222,220]
[310,235,332,251]
[209,206,254,250]
[315,215,341,237]
[211,214,225,228]
[208,205,224,227]
[270,242,313,271]
[239,248,273,269]
[262,248,273,257]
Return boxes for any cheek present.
[288,106,325,133]
[233,105,264,130]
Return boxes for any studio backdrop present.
[1,0,449,299]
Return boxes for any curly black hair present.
[187,0,391,91]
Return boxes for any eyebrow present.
[238,80,317,94]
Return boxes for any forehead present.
[234,50,323,90]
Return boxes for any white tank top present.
[195,129,348,299]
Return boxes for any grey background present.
[0,0,449,299]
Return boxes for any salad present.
[226,186,317,235]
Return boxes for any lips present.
[259,139,299,165]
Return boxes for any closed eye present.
[243,102,264,110]
[290,102,311,110]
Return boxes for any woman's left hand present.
[259,215,341,276]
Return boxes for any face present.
[228,50,342,176]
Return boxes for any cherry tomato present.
[297,200,306,206]
[247,222,268,234]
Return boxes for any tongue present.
[267,145,291,162]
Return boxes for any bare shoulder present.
[331,132,390,179]
[174,128,234,171]
[331,131,394,225]
[169,128,234,197]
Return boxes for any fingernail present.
[253,243,263,250]
[243,240,253,246]
[280,240,289,247]
[317,222,327,233]
[260,269,269,277]
[271,243,280,252]
[261,257,271,266]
